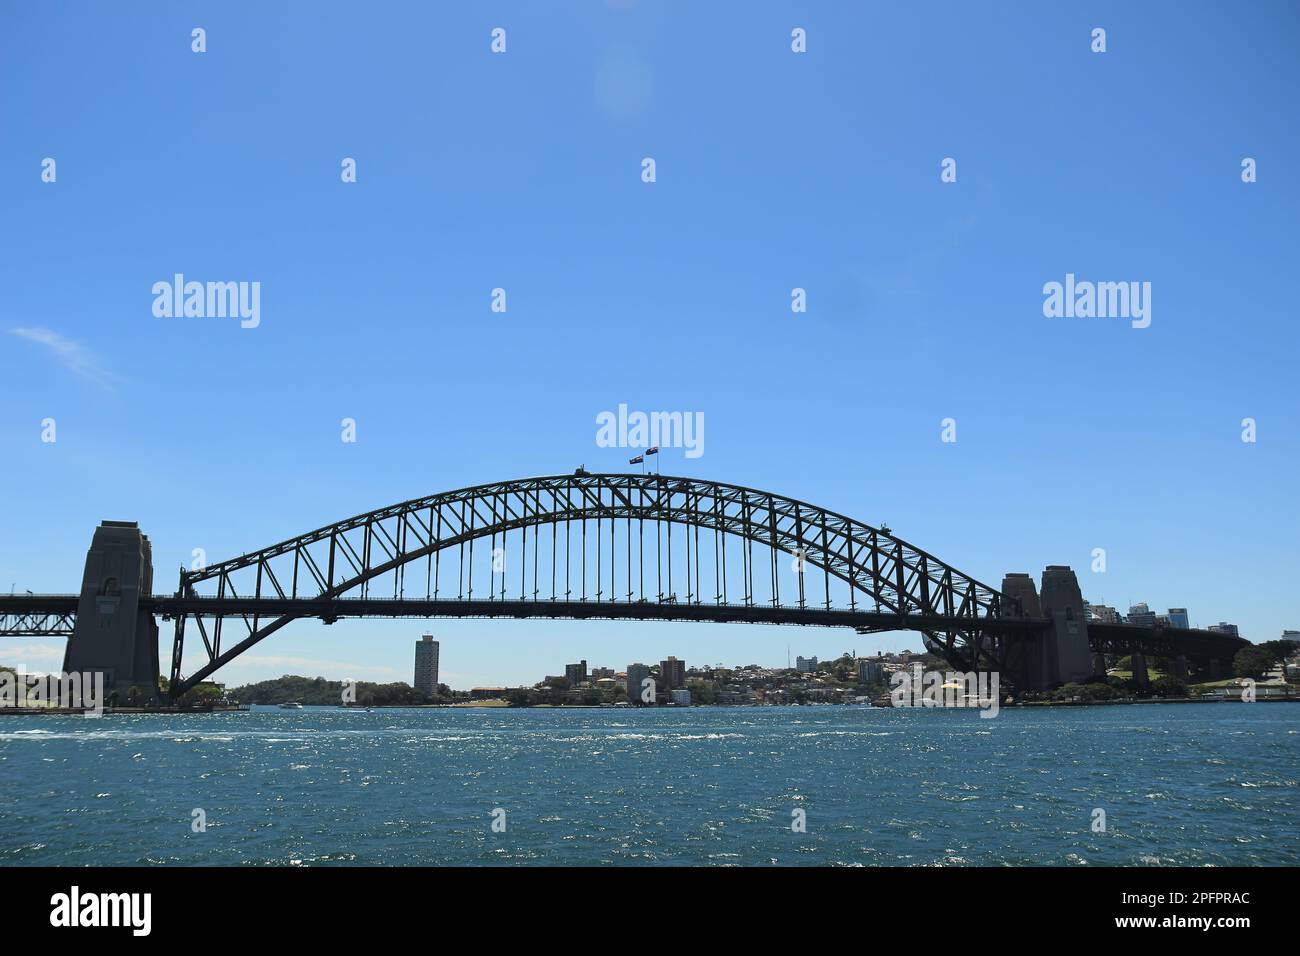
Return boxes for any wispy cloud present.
[8,327,121,388]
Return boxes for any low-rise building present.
[1086,604,1121,624]
[1127,603,1157,627]
[565,660,588,685]
[594,677,618,695]
[660,656,686,689]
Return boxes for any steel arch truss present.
[169,473,1013,695]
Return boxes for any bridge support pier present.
[1093,652,1107,678]
[1173,655,1189,681]
[63,521,159,703]
[1131,652,1150,691]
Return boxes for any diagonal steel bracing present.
[168,473,1014,697]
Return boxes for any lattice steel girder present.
[169,473,1018,696]
[0,611,76,637]
[1087,622,1247,662]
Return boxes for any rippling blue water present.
[2,704,1296,866]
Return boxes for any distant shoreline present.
[3,696,1296,716]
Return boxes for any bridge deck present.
[0,594,1247,664]
[0,593,1044,634]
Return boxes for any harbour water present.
[2,704,1296,866]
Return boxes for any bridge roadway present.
[1,592,1045,633]
[0,592,1246,664]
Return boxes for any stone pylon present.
[1038,566,1094,688]
[63,521,160,702]
[1000,567,1093,691]
[1000,573,1043,690]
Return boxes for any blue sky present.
[2,1,1297,688]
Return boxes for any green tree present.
[1053,681,1121,702]
[1258,640,1297,671]
[686,679,716,705]
[829,654,855,682]
[226,675,434,707]
[1233,646,1276,679]
[1151,675,1188,698]
[1105,675,1136,695]
[177,682,223,708]
[506,688,534,708]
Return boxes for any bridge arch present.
[169,472,1015,695]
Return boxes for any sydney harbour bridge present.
[0,472,1248,703]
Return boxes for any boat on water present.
[278,701,304,710]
